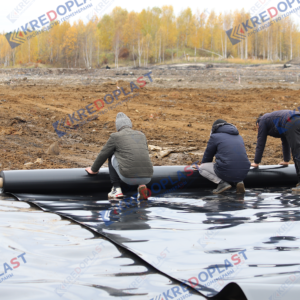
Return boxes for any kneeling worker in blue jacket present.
[194,119,251,194]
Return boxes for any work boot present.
[213,180,231,194]
[291,181,300,192]
[236,181,246,194]
[292,184,300,192]
[108,187,124,199]
[137,185,148,200]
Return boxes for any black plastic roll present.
[0,165,297,194]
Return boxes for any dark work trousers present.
[284,116,300,182]
[108,155,151,189]
[108,157,121,188]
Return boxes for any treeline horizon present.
[0,5,299,68]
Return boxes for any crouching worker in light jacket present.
[193,119,251,194]
[85,112,153,200]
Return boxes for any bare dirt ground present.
[1,63,300,171]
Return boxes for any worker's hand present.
[251,163,259,168]
[85,167,98,175]
[279,161,289,166]
[192,163,201,170]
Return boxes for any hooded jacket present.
[254,110,300,164]
[91,127,153,178]
[201,122,250,183]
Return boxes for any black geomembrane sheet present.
[1,165,300,300]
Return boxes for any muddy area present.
[0,64,300,171]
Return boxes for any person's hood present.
[116,112,132,131]
[211,122,239,135]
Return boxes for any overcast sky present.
[1,0,300,33]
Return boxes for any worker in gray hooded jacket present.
[85,112,153,199]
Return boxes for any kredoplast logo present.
[7,0,36,23]
[53,72,153,137]
[86,0,115,21]
[6,0,93,49]
[55,243,104,297]
[226,0,300,45]
[250,0,273,16]
[186,250,248,291]
[0,253,27,284]
[121,247,170,300]
[269,265,300,299]
[148,250,248,300]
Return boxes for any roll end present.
[0,178,3,188]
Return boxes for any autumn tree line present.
[0,6,300,68]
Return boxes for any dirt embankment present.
[1,66,300,171]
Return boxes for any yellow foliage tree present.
[1,5,300,68]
